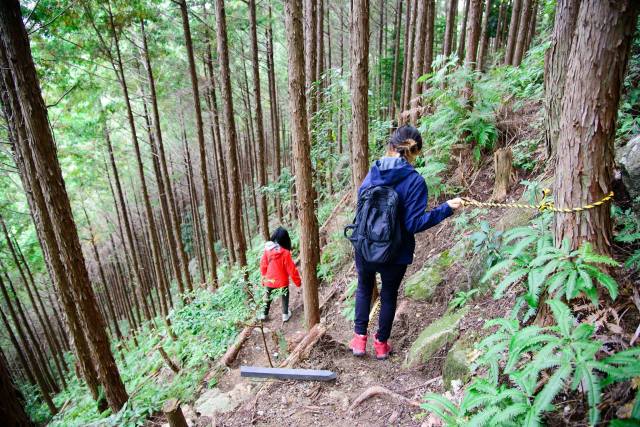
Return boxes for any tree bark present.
[409,0,428,121]
[140,19,193,293]
[457,0,471,63]
[504,0,522,64]
[464,0,483,70]
[443,0,458,57]
[491,147,514,201]
[543,0,580,158]
[0,345,34,425]
[0,3,128,410]
[400,0,416,117]
[476,0,492,71]
[422,0,436,77]
[248,0,271,241]
[177,0,218,283]
[215,0,248,266]
[389,0,403,119]
[553,0,639,254]
[284,0,321,329]
[305,0,318,123]
[266,3,283,223]
[512,0,533,66]
[350,0,371,195]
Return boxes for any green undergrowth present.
[421,210,640,426]
[26,270,252,426]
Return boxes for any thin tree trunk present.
[464,0,483,71]
[553,0,638,254]
[457,0,471,63]
[350,0,370,192]
[215,0,247,266]
[409,0,428,120]
[140,20,193,293]
[284,0,321,329]
[476,0,492,71]
[177,0,218,283]
[512,0,533,66]
[389,0,403,119]
[305,0,318,123]
[0,304,36,386]
[400,0,416,117]
[0,323,36,425]
[266,3,283,223]
[504,0,522,64]
[443,0,458,57]
[422,0,435,77]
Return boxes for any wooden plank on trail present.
[240,366,336,381]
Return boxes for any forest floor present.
[145,102,639,427]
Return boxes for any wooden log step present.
[240,366,336,381]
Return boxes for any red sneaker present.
[349,333,368,356]
[374,337,392,360]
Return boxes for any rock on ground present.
[404,308,468,368]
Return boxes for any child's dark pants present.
[354,253,408,342]
[263,286,290,316]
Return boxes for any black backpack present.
[344,186,403,263]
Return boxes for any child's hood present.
[264,241,284,259]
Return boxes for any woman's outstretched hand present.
[446,198,464,210]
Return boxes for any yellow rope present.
[369,298,380,322]
[460,189,614,213]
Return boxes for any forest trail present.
[174,155,531,427]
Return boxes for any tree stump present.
[491,147,514,201]
[163,399,188,427]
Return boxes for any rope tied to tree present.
[460,189,615,213]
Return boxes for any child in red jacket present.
[258,227,301,322]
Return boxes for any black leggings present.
[354,253,408,342]
[263,287,290,316]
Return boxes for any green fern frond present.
[494,268,528,299]
[490,403,530,425]
[481,259,513,283]
[547,300,573,337]
[531,360,572,415]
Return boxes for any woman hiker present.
[258,227,301,322]
[347,125,463,360]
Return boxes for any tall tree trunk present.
[305,0,318,123]
[0,275,56,413]
[0,335,35,425]
[248,0,271,241]
[422,0,436,77]
[504,0,522,64]
[177,0,218,283]
[350,0,370,192]
[84,210,123,341]
[524,0,538,51]
[543,0,580,158]
[457,0,471,62]
[494,0,506,54]
[0,4,129,410]
[553,0,638,254]
[464,0,483,71]
[400,0,416,117]
[266,3,283,223]
[140,20,193,293]
[215,0,248,266]
[410,0,428,120]
[104,127,152,320]
[476,0,492,71]
[443,0,458,57]
[389,0,403,119]
[512,0,533,66]
[0,304,36,386]
[284,0,321,329]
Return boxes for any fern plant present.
[423,301,640,426]
[483,223,619,309]
[612,205,640,270]
[449,289,480,311]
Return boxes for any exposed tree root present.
[348,385,421,411]
[281,323,326,368]
[219,326,254,367]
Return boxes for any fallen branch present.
[163,399,189,427]
[281,323,327,368]
[320,191,351,233]
[156,345,180,374]
[219,326,254,367]
[349,385,421,411]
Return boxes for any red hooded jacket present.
[260,242,302,288]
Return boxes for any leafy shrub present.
[448,289,479,311]
[423,301,640,426]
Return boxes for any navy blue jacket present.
[359,157,453,264]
